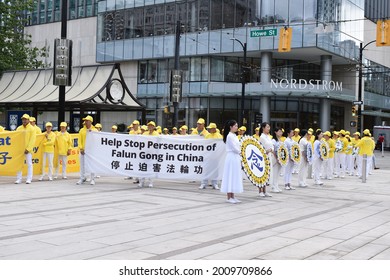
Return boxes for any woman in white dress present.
[220,120,243,204]
[271,127,284,193]
[313,130,324,185]
[259,122,273,197]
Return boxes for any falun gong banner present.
[84,132,226,180]
[0,131,25,176]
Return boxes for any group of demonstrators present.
[10,114,378,206]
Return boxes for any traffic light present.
[53,38,72,86]
[278,27,292,52]
[352,105,357,116]
[376,20,390,46]
[170,70,182,103]
[164,106,169,114]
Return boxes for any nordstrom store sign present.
[271,79,343,91]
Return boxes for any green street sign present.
[250,29,278,37]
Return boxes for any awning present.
[0,64,144,111]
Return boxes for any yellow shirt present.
[292,135,300,143]
[205,132,222,139]
[191,128,209,137]
[79,126,98,151]
[32,125,42,134]
[339,137,349,154]
[280,136,286,142]
[42,131,56,153]
[253,134,260,140]
[129,129,142,135]
[326,138,336,159]
[356,136,375,156]
[16,123,36,153]
[142,131,159,136]
[56,131,72,156]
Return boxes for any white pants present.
[201,179,218,185]
[55,155,68,177]
[17,153,33,182]
[298,160,309,185]
[272,162,281,189]
[313,157,323,183]
[41,152,54,178]
[357,155,372,178]
[267,154,275,188]
[338,153,346,177]
[334,153,340,176]
[324,157,334,179]
[284,161,294,185]
[80,154,95,180]
[346,154,353,174]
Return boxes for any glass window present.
[198,0,209,31]
[275,0,288,24]
[222,0,234,28]
[189,57,201,81]
[69,0,76,19]
[144,6,154,36]
[157,60,168,83]
[210,0,222,30]
[290,0,304,23]
[210,57,224,81]
[304,0,316,22]
[261,0,274,25]
[165,2,175,35]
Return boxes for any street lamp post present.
[231,38,247,127]
[357,40,375,134]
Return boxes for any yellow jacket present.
[142,131,159,136]
[253,134,260,140]
[129,129,142,135]
[326,138,336,158]
[42,131,56,153]
[339,137,349,154]
[79,126,97,150]
[56,131,73,156]
[16,123,36,153]
[32,125,42,134]
[292,135,300,143]
[191,128,209,137]
[356,136,375,156]
[206,132,222,139]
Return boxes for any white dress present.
[220,132,243,193]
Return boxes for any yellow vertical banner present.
[0,131,25,176]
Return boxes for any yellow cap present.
[363,129,370,135]
[127,124,133,129]
[308,128,314,133]
[60,122,67,127]
[281,128,285,132]
[333,131,339,135]
[83,115,93,122]
[206,123,217,129]
[112,125,118,130]
[294,128,300,132]
[316,128,322,132]
[172,127,177,130]
[180,125,188,130]
[324,131,331,137]
[163,128,168,131]
[147,121,156,126]
[21,114,30,119]
[339,129,346,135]
[345,131,350,135]
[95,123,102,128]
[239,126,246,131]
[45,122,53,127]
[29,117,36,122]
[197,118,205,124]
[132,120,140,125]
[255,127,260,131]
[141,125,147,130]
[353,131,360,136]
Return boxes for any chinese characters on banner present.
[85,132,226,180]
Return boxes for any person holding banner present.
[39,122,56,181]
[129,120,141,135]
[15,114,36,184]
[180,125,188,135]
[54,122,73,179]
[259,122,273,197]
[95,124,102,131]
[29,117,42,134]
[111,125,118,133]
[271,127,285,193]
[323,131,335,180]
[313,130,324,185]
[77,115,97,185]
[220,120,243,204]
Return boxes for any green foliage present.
[0,0,47,74]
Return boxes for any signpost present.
[250,29,277,37]
[353,100,364,105]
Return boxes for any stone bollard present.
[362,154,367,183]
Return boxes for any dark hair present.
[298,129,308,143]
[272,127,282,142]
[314,130,322,141]
[260,122,270,134]
[223,120,237,143]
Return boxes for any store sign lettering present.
[271,79,342,91]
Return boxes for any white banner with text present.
[85,132,226,180]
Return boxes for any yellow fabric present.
[16,123,36,153]
[56,131,73,156]
[191,128,209,136]
[129,129,142,135]
[33,125,42,134]
[326,138,335,158]
[205,132,222,139]
[142,131,159,136]
[339,137,349,154]
[292,135,300,143]
[42,131,56,153]
[253,134,260,140]
[356,136,375,156]
[79,126,97,150]
[351,138,360,148]
[280,136,286,142]
[0,126,4,132]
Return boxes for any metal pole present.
[382,141,385,157]
[357,42,363,135]
[58,0,68,127]
[241,43,247,127]
[173,20,180,128]
[362,154,367,183]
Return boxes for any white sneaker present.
[90,179,95,185]
[212,184,219,190]
[148,183,153,188]
[232,198,241,203]
[62,176,67,179]
[226,198,237,204]
[285,185,291,190]
[48,177,53,181]
[271,188,280,193]
[277,187,283,192]
[54,176,58,179]
[15,179,22,184]
[298,183,307,188]
[38,176,44,181]
[199,184,206,189]
[264,192,272,197]
[26,180,31,184]
[315,181,324,185]
[289,186,296,190]
[76,178,86,185]
[137,182,144,188]
[259,192,265,197]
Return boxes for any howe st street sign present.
[250,29,277,37]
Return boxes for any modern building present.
[1,0,390,134]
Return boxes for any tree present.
[0,0,46,74]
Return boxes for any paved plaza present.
[0,151,390,260]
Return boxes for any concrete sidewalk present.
[0,151,389,260]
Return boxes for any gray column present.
[320,55,332,131]
[260,52,272,123]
